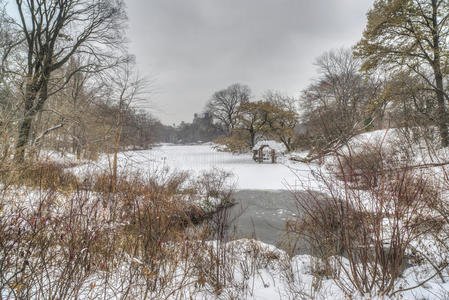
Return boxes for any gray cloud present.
[125,0,374,124]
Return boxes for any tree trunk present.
[112,121,121,189]
[112,94,125,189]
[14,116,33,162]
[14,81,36,162]
[280,136,292,152]
[435,73,448,147]
[431,0,449,147]
[249,128,255,148]
[15,73,49,162]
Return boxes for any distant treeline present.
[153,113,224,144]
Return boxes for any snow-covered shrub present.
[195,168,235,207]
[289,147,442,298]
[331,140,403,189]
[0,160,239,299]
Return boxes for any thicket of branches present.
[284,1,449,298]
[0,0,158,163]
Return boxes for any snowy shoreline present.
[34,134,449,299]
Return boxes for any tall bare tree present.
[206,83,251,135]
[299,49,378,159]
[108,61,149,188]
[3,0,127,161]
[313,48,368,131]
[301,49,371,140]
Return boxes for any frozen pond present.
[76,144,322,248]
[111,144,320,190]
[227,190,300,249]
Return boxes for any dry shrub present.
[0,160,79,190]
[0,154,248,299]
[83,144,100,161]
[287,193,364,259]
[386,169,439,211]
[0,158,241,299]
[195,168,235,206]
[0,188,118,299]
[288,145,441,297]
[293,133,313,151]
[189,238,285,299]
[333,142,401,189]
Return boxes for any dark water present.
[224,190,302,251]
[224,190,412,268]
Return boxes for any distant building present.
[252,140,287,163]
[193,112,213,126]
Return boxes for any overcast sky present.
[125,0,374,125]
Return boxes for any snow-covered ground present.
[22,134,449,299]
[70,144,321,191]
[179,239,449,300]
[64,129,448,191]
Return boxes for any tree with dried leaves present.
[261,91,299,152]
[354,0,449,147]
[236,101,267,148]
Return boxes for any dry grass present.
[0,156,246,299]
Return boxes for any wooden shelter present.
[252,140,287,163]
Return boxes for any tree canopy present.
[354,0,449,146]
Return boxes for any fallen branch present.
[33,123,65,145]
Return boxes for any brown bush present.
[0,160,79,190]
[332,142,401,189]
[287,192,365,259]
[0,160,239,299]
[288,145,440,297]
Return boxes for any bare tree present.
[2,0,127,161]
[313,48,368,130]
[34,57,100,158]
[299,48,374,158]
[108,61,149,188]
[206,83,251,135]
